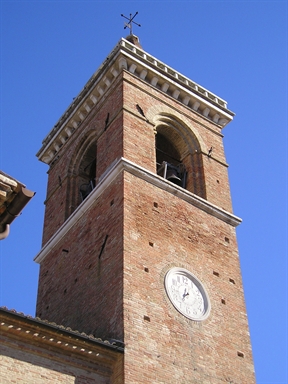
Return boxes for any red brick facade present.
[34,38,255,383]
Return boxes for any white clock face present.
[165,267,210,321]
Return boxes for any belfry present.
[0,28,255,383]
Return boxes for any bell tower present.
[35,35,255,383]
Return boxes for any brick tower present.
[35,35,255,383]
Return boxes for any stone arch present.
[66,131,98,217]
[148,104,206,152]
[154,113,206,198]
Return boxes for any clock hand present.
[182,289,189,300]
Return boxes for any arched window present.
[155,114,206,199]
[66,136,97,217]
[78,144,97,202]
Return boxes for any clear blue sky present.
[0,1,287,383]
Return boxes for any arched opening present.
[155,114,206,198]
[78,143,97,202]
[66,136,97,217]
[77,142,97,203]
[156,133,181,166]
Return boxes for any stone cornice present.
[37,38,235,165]
[34,158,241,264]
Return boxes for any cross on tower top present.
[121,12,141,36]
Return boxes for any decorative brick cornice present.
[34,157,241,264]
[37,38,235,165]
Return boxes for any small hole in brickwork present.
[237,351,244,358]
[154,202,158,208]
[225,237,230,243]
[62,249,69,253]
[229,278,235,284]
[88,264,92,269]
[149,242,154,247]
[213,271,219,277]
[144,315,150,322]
[221,298,226,305]
[64,289,67,294]
[75,278,78,283]
[217,180,220,184]
[144,267,149,273]
[46,306,49,310]
[110,199,114,206]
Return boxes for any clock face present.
[164,267,210,321]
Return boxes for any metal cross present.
[121,12,141,36]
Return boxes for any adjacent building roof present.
[0,171,35,239]
[0,307,123,380]
[0,307,124,353]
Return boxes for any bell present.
[166,169,182,186]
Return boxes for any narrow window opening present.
[80,158,96,201]
[79,142,97,202]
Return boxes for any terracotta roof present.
[0,171,35,239]
[0,306,124,353]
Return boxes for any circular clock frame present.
[164,267,211,321]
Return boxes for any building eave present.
[0,171,35,238]
[0,306,124,354]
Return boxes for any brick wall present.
[0,335,112,383]
[122,172,254,383]
[36,174,124,340]
[122,72,233,212]
[36,67,254,383]
[42,77,124,245]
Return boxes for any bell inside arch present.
[157,161,186,188]
[166,168,182,186]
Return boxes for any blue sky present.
[0,1,287,383]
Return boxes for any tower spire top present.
[121,11,141,36]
